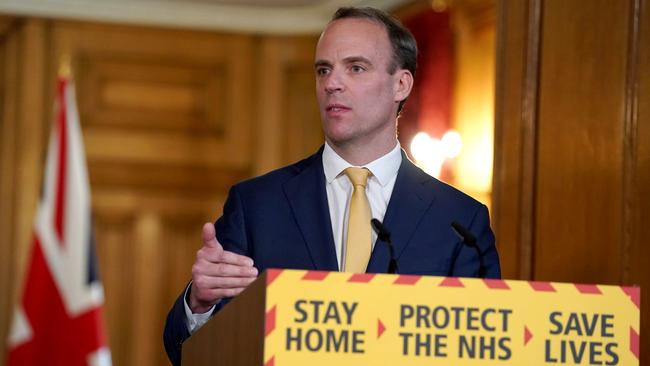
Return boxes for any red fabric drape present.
[399,9,453,168]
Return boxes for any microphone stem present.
[387,243,397,274]
[474,246,485,278]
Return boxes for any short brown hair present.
[331,7,417,114]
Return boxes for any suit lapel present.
[366,151,436,273]
[283,149,339,271]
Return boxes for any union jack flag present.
[6,75,112,366]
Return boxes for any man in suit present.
[164,6,500,365]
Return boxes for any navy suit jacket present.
[163,147,500,365]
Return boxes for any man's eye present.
[316,68,330,76]
[351,65,365,73]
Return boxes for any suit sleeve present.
[450,204,501,279]
[214,185,250,255]
[162,185,248,365]
[163,286,192,366]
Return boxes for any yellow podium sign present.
[262,270,639,366]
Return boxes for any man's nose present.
[323,71,344,94]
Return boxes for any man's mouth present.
[326,104,351,112]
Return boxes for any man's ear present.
[394,69,414,103]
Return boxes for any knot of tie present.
[345,167,371,188]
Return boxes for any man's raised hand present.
[188,223,258,313]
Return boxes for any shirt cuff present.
[183,282,216,334]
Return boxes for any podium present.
[182,271,268,365]
[182,269,639,366]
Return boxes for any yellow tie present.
[344,167,372,273]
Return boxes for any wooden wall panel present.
[82,59,226,132]
[0,17,17,366]
[493,0,537,280]
[626,1,650,365]
[46,21,258,365]
[494,0,650,360]
[256,36,321,175]
[52,22,254,168]
[14,20,50,296]
[93,200,223,366]
[94,212,135,366]
[534,0,630,283]
[0,17,320,366]
[0,19,50,366]
[282,63,323,163]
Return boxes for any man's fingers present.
[199,276,257,289]
[192,278,256,301]
[197,247,253,267]
[207,287,248,299]
[197,246,226,264]
[201,222,221,249]
[219,251,254,267]
[195,261,257,278]
[220,287,247,298]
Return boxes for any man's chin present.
[323,124,353,142]
[324,131,357,146]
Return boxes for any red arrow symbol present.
[524,326,533,346]
[378,319,386,338]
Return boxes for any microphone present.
[450,221,486,278]
[371,219,398,274]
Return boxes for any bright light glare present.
[441,130,463,158]
[410,132,444,178]
[410,130,463,179]
[410,132,435,162]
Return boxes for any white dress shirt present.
[185,142,403,333]
[322,142,402,270]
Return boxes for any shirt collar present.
[322,142,402,187]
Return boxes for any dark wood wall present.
[0,18,321,366]
[493,0,649,362]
